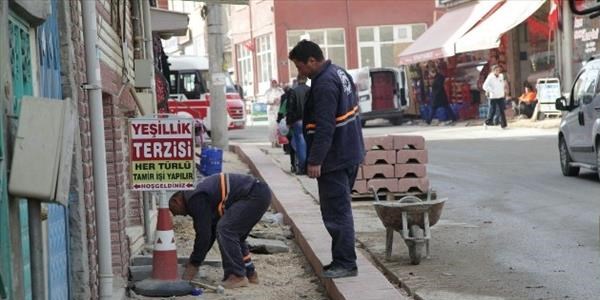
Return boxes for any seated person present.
[517,81,537,118]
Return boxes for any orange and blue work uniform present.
[183,173,271,279]
[303,60,365,270]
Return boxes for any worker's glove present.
[182,262,199,281]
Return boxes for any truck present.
[166,56,246,133]
[347,66,410,126]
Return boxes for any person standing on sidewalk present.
[288,40,365,278]
[169,173,271,288]
[483,65,508,128]
[286,75,310,175]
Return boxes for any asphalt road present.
[233,123,600,299]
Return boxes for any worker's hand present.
[307,164,321,178]
[182,263,199,281]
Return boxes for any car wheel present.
[559,137,579,176]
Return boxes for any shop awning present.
[150,7,189,37]
[455,0,546,54]
[398,0,501,65]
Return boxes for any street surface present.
[234,122,599,299]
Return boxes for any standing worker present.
[288,40,365,278]
[286,75,310,175]
[483,64,508,129]
[169,173,271,288]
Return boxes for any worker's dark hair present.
[523,80,533,90]
[288,40,324,63]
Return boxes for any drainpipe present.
[81,0,113,298]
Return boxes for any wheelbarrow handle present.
[369,186,380,202]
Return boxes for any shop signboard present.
[535,78,561,113]
[129,117,195,191]
[574,9,600,74]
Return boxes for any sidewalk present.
[233,144,410,300]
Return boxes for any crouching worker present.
[169,173,272,288]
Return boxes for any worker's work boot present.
[222,274,249,289]
[322,266,358,279]
[247,271,259,284]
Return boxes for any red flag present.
[548,0,561,31]
[243,40,255,52]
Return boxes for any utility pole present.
[561,3,574,92]
[206,3,229,149]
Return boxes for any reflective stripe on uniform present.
[305,105,358,132]
[218,173,229,216]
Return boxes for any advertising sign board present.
[129,117,195,191]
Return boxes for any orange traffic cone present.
[151,204,178,280]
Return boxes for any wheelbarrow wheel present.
[408,225,425,265]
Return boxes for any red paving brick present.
[395,164,427,178]
[392,134,426,150]
[398,177,430,193]
[362,164,395,179]
[363,150,396,165]
[234,144,408,300]
[352,180,368,194]
[367,178,399,193]
[396,149,428,164]
[356,166,363,180]
[363,135,394,150]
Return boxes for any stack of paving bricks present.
[353,135,429,196]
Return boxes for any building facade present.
[229,0,436,100]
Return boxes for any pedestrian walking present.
[286,75,310,175]
[482,65,508,128]
[169,173,271,288]
[426,66,456,125]
[288,40,365,278]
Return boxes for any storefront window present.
[357,23,427,68]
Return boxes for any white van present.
[555,58,600,180]
[347,67,410,126]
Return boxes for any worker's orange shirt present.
[519,91,537,104]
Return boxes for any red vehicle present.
[167,56,246,132]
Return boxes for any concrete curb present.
[232,144,408,300]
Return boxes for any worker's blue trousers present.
[317,165,359,269]
[217,181,271,278]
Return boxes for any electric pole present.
[206,3,229,149]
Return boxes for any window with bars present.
[236,43,254,98]
[287,28,346,80]
[357,24,427,68]
[256,34,274,94]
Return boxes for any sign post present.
[129,117,195,191]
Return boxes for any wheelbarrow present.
[372,188,446,265]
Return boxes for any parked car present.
[555,58,600,180]
[347,66,410,126]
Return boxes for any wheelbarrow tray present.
[374,198,446,231]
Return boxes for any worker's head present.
[288,40,325,79]
[523,81,533,92]
[169,191,187,216]
[271,79,279,88]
